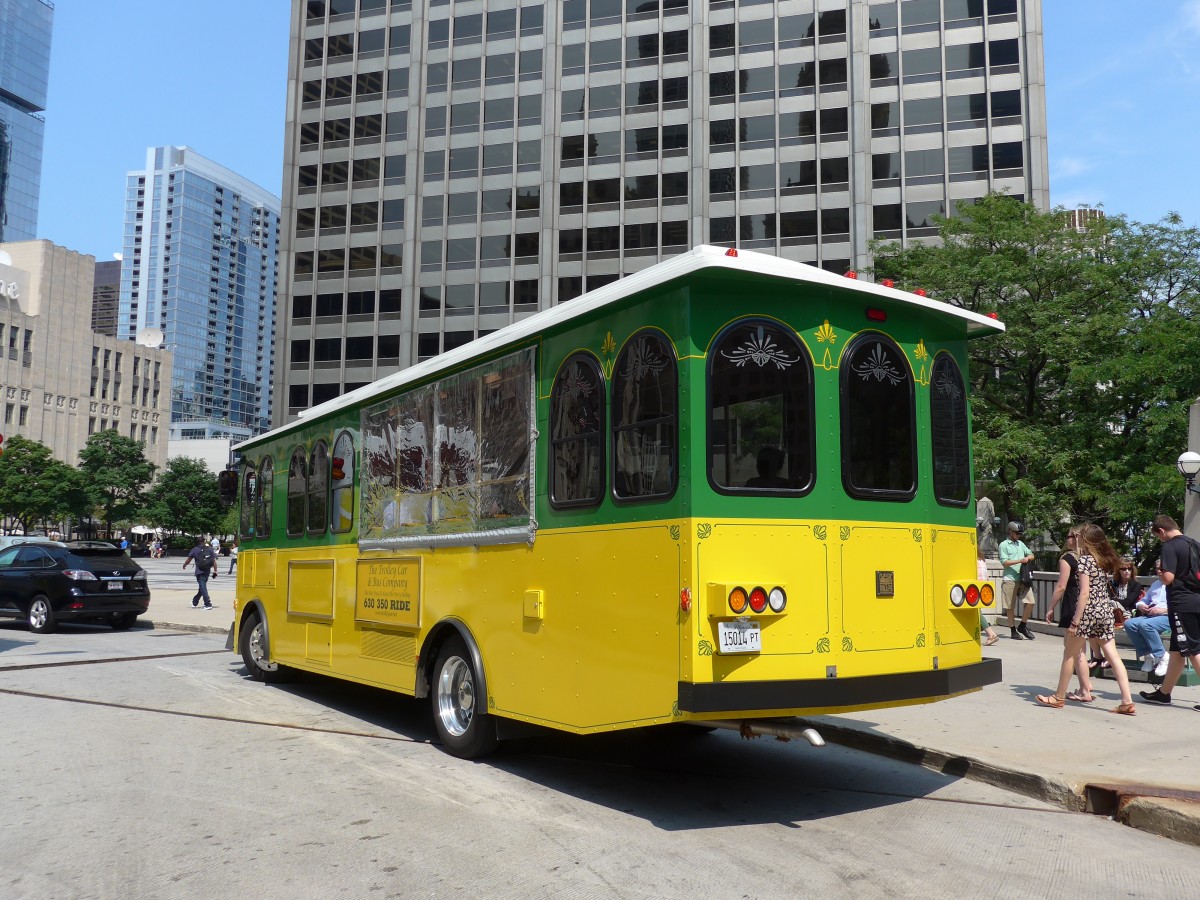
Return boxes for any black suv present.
[0,540,150,633]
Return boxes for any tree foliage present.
[871,195,1200,557]
[78,430,156,534]
[143,456,225,537]
[0,436,85,534]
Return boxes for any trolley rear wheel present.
[432,636,498,759]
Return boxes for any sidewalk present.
[138,555,237,636]
[800,623,1200,846]
[136,559,1200,844]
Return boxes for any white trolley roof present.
[244,245,1003,449]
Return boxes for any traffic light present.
[217,468,238,506]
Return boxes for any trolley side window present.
[930,353,970,507]
[259,456,274,539]
[612,330,678,501]
[308,440,330,535]
[549,353,605,508]
[708,319,814,495]
[287,447,307,537]
[331,431,355,533]
[840,333,916,500]
[239,463,257,539]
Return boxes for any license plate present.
[717,620,761,654]
[107,581,123,591]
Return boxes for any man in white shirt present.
[1125,561,1170,676]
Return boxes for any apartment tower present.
[118,146,280,441]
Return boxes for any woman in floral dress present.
[1037,523,1136,715]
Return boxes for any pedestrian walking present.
[183,536,218,610]
[228,540,239,575]
[210,534,221,556]
[1140,515,1200,710]
[1037,523,1136,715]
[1044,525,1094,701]
[999,522,1036,640]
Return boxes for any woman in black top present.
[1045,527,1093,701]
[1113,559,1142,614]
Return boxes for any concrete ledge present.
[1119,797,1200,848]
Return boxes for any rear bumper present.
[678,657,1002,714]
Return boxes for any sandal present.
[1036,694,1064,708]
[985,634,999,646]
[1065,691,1094,703]
[1110,701,1137,716]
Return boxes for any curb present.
[797,718,1200,847]
[138,620,232,637]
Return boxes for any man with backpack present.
[1140,514,1200,709]
[182,535,218,610]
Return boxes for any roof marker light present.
[725,248,739,257]
[881,279,894,288]
[844,271,858,279]
[913,288,927,297]
[986,312,999,319]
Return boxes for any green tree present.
[0,436,83,534]
[871,195,1200,555]
[144,456,224,537]
[78,430,156,536]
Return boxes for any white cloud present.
[1184,0,1200,33]
[1050,156,1094,180]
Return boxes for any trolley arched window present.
[307,440,330,535]
[330,431,355,533]
[930,353,970,506]
[708,319,814,495]
[612,330,678,501]
[239,463,257,539]
[286,448,307,536]
[258,456,274,539]
[840,333,916,500]
[549,354,605,508]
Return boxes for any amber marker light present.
[728,586,749,614]
[980,583,995,606]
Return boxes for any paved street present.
[2,623,1199,899]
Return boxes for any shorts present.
[1002,580,1034,611]
[1167,609,1200,658]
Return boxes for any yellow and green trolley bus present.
[232,245,1001,758]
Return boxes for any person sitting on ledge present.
[1125,560,1170,677]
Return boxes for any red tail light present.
[748,586,768,613]
[966,584,981,607]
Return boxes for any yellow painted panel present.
[306,621,332,665]
[288,559,335,619]
[840,524,926,652]
[932,527,985,663]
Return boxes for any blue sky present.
[34,1,1200,261]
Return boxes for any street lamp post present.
[1177,451,1200,494]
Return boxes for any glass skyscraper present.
[277,0,1047,425]
[118,146,280,440]
[0,0,53,243]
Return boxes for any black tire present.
[432,636,498,759]
[27,595,55,634]
[239,613,288,683]
[110,612,137,631]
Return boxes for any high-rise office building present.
[91,258,120,336]
[118,146,280,441]
[0,0,53,243]
[277,0,1047,425]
